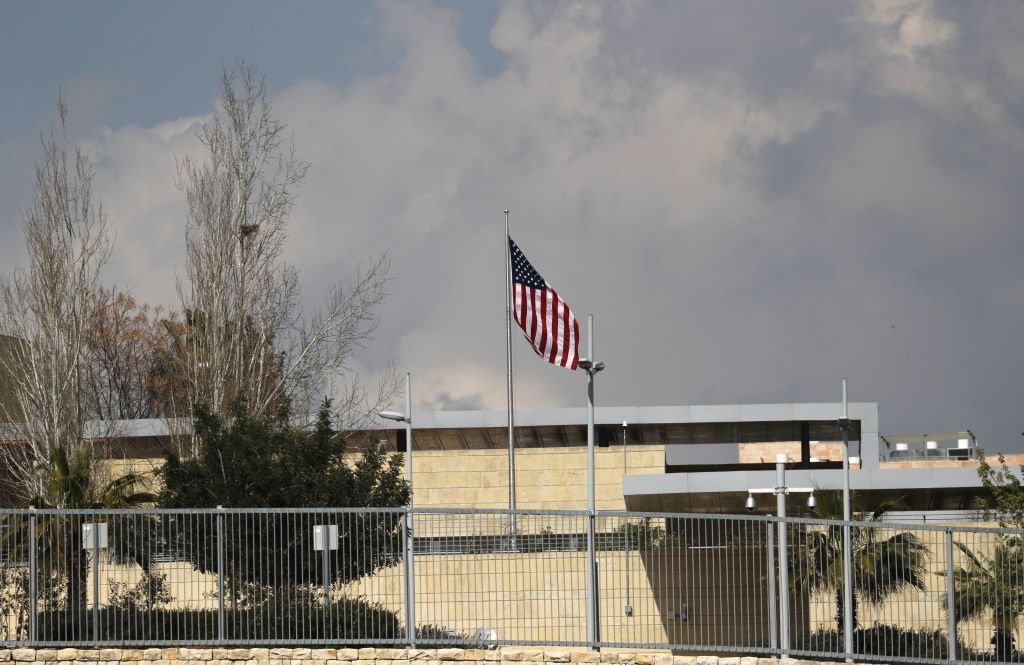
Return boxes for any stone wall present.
[878,453,1024,469]
[0,335,25,425]
[737,442,846,465]
[105,445,667,512]
[0,647,889,665]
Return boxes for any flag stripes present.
[509,237,579,370]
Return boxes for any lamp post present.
[839,378,853,662]
[378,372,412,493]
[746,454,816,658]
[578,314,605,648]
[578,316,605,516]
[378,372,414,645]
[744,454,817,514]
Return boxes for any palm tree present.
[789,490,929,635]
[946,536,1024,661]
[13,444,155,612]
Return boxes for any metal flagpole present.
[586,314,595,516]
[403,372,416,647]
[841,378,853,662]
[504,210,518,543]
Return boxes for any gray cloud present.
[2,0,1022,451]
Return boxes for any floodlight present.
[378,410,408,422]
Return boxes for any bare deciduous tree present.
[0,100,112,502]
[83,287,180,420]
[173,64,395,454]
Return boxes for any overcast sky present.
[2,1,1023,451]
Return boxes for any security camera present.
[807,493,817,511]
[745,494,756,512]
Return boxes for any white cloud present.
[4,0,1023,448]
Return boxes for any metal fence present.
[1,507,1022,664]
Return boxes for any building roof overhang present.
[623,466,986,514]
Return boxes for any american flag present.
[509,237,579,370]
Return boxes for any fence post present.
[28,507,37,643]
[766,521,777,653]
[404,507,416,647]
[586,512,599,648]
[944,529,957,663]
[842,520,853,662]
[776,468,790,658]
[217,506,225,642]
[322,528,331,619]
[92,523,100,645]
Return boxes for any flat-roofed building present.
[1,394,1011,518]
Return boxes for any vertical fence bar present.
[217,507,225,642]
[766,520,777,653]
[322,516,331,639]
[585,511,598,648]
[92,521,100,645]
[944,529,957,663]
[28,508,37,643]
[404,507,416,647]
[323,513,331,640]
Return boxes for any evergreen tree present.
[158,399,409,593]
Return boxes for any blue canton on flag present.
[509,237,579,370]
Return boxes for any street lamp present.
[747,453,815,657]
[377,371,412,494]
[839,378,853,663]
[744,491,817,512]
[745,455,816,515]
[580,314,605,648]
[377,372,414,645]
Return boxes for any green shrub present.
[806,626,1014,663]
[33,595,408,644]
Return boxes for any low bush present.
[806,626,1016,663]
[31,595,424,644]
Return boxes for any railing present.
[0,507,1022,664]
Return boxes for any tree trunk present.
[835,588,860,637]
[66,547,89,617]
[993,628,1014,661]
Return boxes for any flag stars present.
[509,238,547,289]
[507,235,579,370]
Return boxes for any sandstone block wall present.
[0,646,893,665]
[105,445,666,512]
[737,442,846,465]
